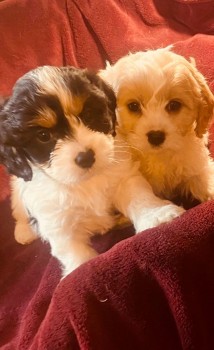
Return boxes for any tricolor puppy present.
[100,47,214,205]
[0,66,184,276]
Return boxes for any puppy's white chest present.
[15,174,116,239]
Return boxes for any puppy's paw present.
[135,204,185,233]
[14,222,38,245]
[61,250,98,278]
[155,204,185,224]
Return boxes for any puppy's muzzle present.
[147,130,165,147]
[75,149,95,168]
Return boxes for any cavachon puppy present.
[100,47,214,206]
[0,66,184,276]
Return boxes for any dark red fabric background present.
[1,0,214,349]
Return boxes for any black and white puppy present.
[0,66,184,276]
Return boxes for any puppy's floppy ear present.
[0,145,33,181]
[0,97,33,181]
[188,61,214,138]
[84,70,117,133]
[84,70,117,112]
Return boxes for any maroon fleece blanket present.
[1,0,214,349]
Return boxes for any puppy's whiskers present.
[130,145,144,156]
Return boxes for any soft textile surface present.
[1,0,214,349]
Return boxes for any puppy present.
[0,66,184,276]
[100,47,214,206]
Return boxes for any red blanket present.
[1,0,214,349]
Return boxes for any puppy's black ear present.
[0,145,33,181]
[84,70,117,112]
[0,97,33,181]
[84,70,117,134]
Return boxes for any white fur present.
[100,47,214,203]
[12,122,184,277]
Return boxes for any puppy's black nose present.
[147,130,165,146]
[75,149,95,168]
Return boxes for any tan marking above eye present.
[70,95,86,117]
[28,107,57,128]
[56,92,86,117]
[36,67,87,117]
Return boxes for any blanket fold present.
[22,202,214,350]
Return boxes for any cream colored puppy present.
[100,47,214,205]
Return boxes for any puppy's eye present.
[36,129,51,143]
[127,101,141,113]
[166,100,182,113]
